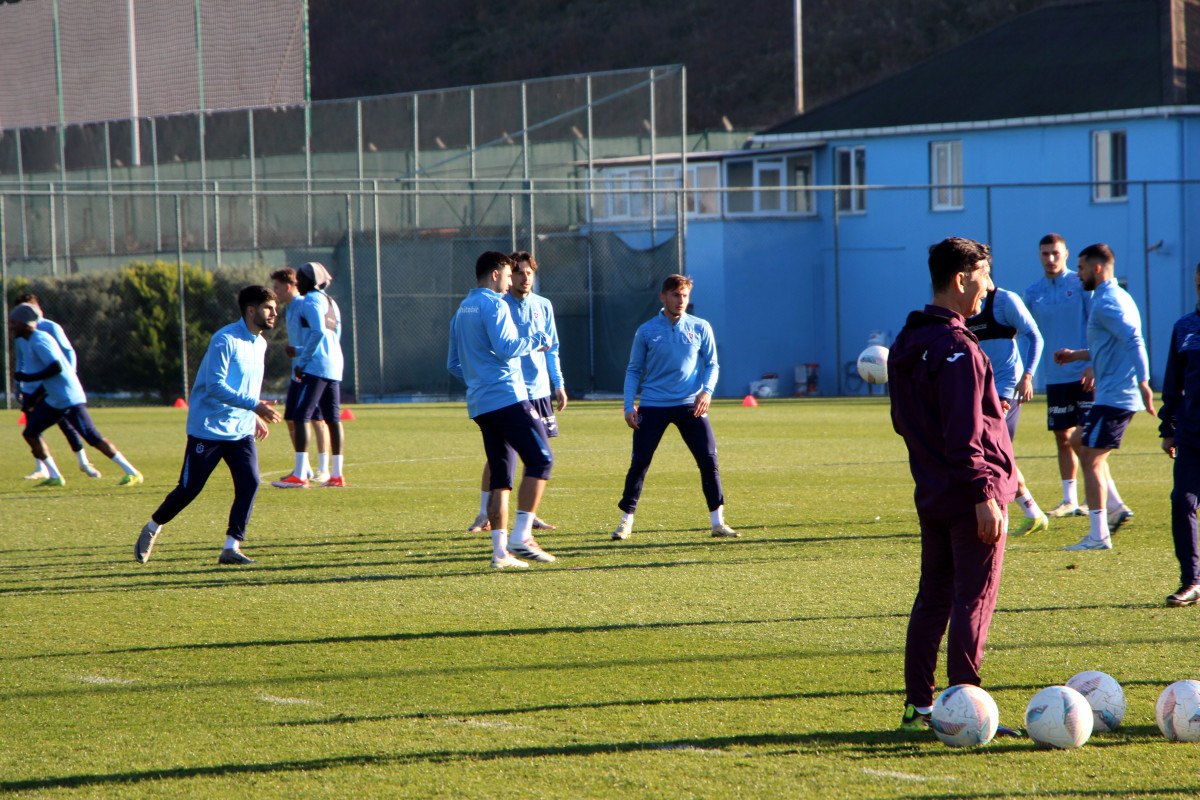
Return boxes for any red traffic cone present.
[741,394,758,407]
[172,397,188,409]
[17,412,26,425]
[339,408,356,420]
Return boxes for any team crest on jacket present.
[195,443,205,454]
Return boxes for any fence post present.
[374,179,384,398]
[176,194,189,402]
[346,193,360,402]
[1,195,10,410]
[49,183,58,276]
[833,196,843,395]
[213,180,222,271]
[105,121,116,255]
[1142,180,1153,378]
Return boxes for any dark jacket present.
[889,304,1017,517]
[1159,309,1200,449]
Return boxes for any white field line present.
[442,717,519,730]
[258,694,321,706]
[652,744,728,754]
[861,768,955,783]
[76,675,135,685]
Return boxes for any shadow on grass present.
[3,729,1191,794]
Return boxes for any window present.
[1093,130,1127,201]
[835,146,866,213]
[688,163,720,216]
[930,140,963,211]
[725,153,816,216]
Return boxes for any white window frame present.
[724,153,817,217]
[1092,129,1128,202]
[835,146,867,214]
[930,140,963,211]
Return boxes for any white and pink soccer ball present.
[1025,685,1093,749]
[1066,670,1126,732]
[856,345,889,385]
[1156,680,1200,742]
[930,684,999,747]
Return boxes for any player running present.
[8,303,142,487]
[448,251,557,569]
[1054,244,1153,551]
[269,267,332,487]
[135,286,282,565]
[273,262,347,488]
[965,284,1048,536]
[467,251,565,533]
[611,274,738,540]
[13,293,102,480]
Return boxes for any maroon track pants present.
[904,506,1006,708]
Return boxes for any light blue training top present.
[186,318,267,441]
[16,318,76,395]
[1023,271,1092,385]
[284,297,306,371]
[19,328,86,409]
[1087,278,1150,411]
[294,289,344,382]
[505,292,563,401]
[447,287,552,418]
[623,310,719,412]
[976,288,1044,401]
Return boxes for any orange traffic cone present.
[741,394,758,407]
[17,412,26,425]
[339,408,356,420]
[173,397,188,409]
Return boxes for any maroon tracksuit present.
[889,304,1017,708]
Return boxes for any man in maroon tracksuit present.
[889,237,1018,732]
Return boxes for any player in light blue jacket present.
[9,303,142,488]
[1054,244,1152,551]
[13,294,101,480]
[612,274,738,541]
[466,251,566,534]
[448,251,556,569]
[135,285,282,566]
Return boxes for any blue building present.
[592,0,1200,396]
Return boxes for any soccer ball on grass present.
[930,684,999,747]
[1025,685,1093,749]
[1066,670,1125,732]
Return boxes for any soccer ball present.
[857,345,889,385]
[1025,685,1093,749]
[1156,680,1200,742]
[1066,670,1126,732]
[930,684,999,747]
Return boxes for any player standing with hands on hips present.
[1054,244,1152,551]
[612,274,738,541]
[1157,262,1200,606]
[135,286,282,566]
[888,237,1018,734]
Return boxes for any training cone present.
[742,394,758,407]
[340,408,356,421]
[17,412,26,425]
[172,397,188,409]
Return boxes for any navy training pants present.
[152,435,260,542]
[618,404,724,513]
[1171,442,1200,587]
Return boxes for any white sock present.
[1062,479,1077,505]
[621,511,634,527]
[491,530,507,560]
[916,705,933,715]
[478,491,491,517]
[74,449,89,468]
[43,456,62,479]
[511,511,535,547]
[332,455,344,478]
[33,459,45,473]
[1106,477,1124,510]
[146,520,161,534]
[1017,492,1042,519]
[710,506,725,526]
[318,452,330,474]
[294,452,310,479]
[224,536,240,551]
[1088,509,1109,541]
[110,452,137,475]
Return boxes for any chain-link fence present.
[3,179,1192,406]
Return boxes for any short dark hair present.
[1078,243,1114,266]
[15,292,38,305]
[238,285,276,313]
[510,251,538,271]
[1039,233,1065,247]
[660,274,693,293]
[270,267,296,285]
[476,251,514,280]
[928,237,991,292]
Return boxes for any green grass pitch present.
[1,398,1198,798]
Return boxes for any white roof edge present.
[752,105,1200,145]
[583,141,826,168]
